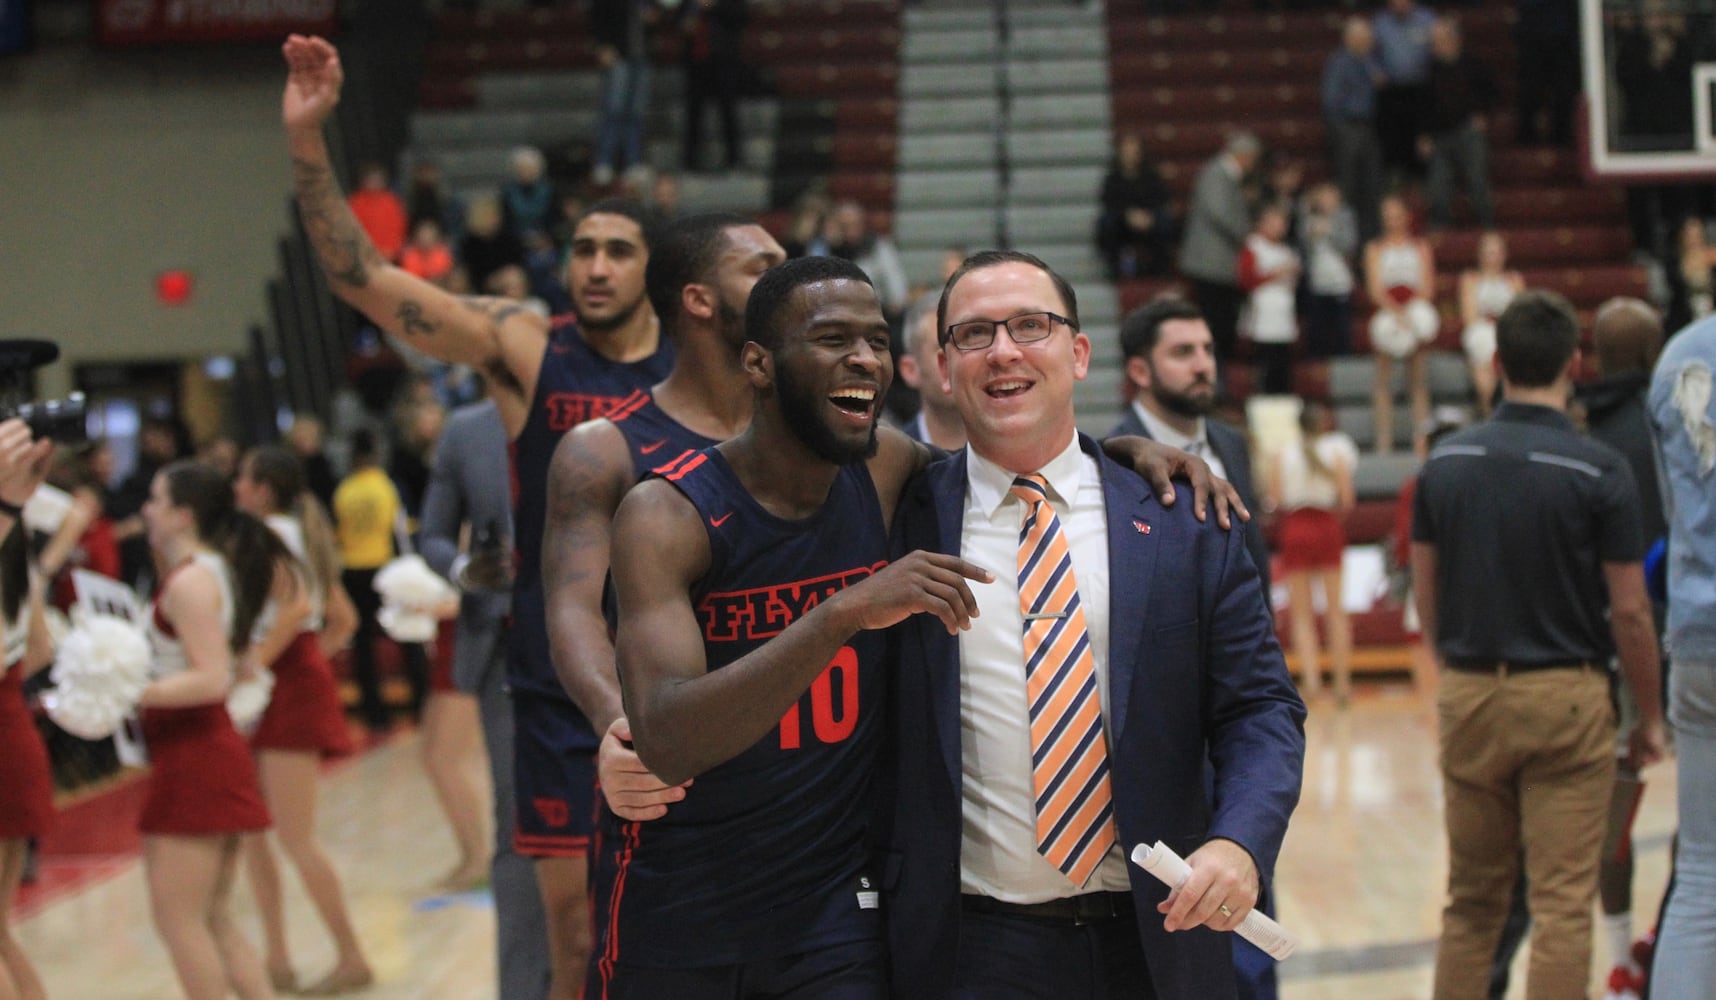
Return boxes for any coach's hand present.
[1158,838,1260,934]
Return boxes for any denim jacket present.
[1650,314,1716,660]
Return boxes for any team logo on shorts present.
[533,797,570,828]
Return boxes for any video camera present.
[0,340,88,444]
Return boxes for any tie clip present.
[1022,610,1069,621]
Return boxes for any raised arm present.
[282,35,548,429]
[613,478,988,785]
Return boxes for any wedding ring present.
[1217,904,1233,918]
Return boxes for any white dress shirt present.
[1132,401,1229,482]
[957,434,1130,901]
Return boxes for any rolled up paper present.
[1129,841,1298,961]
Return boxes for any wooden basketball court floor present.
[17,679,1679,999]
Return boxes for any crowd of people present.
[1094,0,1716,460]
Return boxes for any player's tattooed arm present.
[291,155,383,290]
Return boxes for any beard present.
[1151,369,1216,419]
[716,296,746,353]
[579,290,645,333]
[774,355,879,466]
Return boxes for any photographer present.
[0,416,60,1000]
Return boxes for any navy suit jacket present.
[1109,406,1272,605]
[883,434,1306,1000]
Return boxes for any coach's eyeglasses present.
[942,312,1072,352]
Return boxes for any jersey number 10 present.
[778,646,859,750]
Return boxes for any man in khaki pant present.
[1411,290,1666,999]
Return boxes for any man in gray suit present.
[1177,133,1261,372]
[419,396,550,1000]
[1110,297,1272,605]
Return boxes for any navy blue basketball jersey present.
[607,390,720,483]
[593,449,889,972]
[508,316,673,709]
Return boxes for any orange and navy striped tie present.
[1010,474,1116,886]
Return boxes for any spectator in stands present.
[1112,297,1272,605]
[680,0,748,173]
[1268,399,1357,704]
[895,291,965,451]
[1578,298,1667,1000]
[1420,17,1497,230]
[1238,203,1302,396]
[1179,132,1262,373]
[1514,0,1579,147]
[778,190,829,258]
[1096,131,1175,279]
[1366,193,1438,454]
[1371,0,1436,180]
[286,414,338,512]
[589,0,658,189]
[347,161,409,263]
[400,217,457,288]
[649,171,683,224]
[1323,16,1384,241]
[484,264,552,318]
[1298,181,1359,361]
[197,436,240,479]
[1668,216,1716,330]
[810,199,910,319]
[404,158,463,243]
[501,146,557,245]
[1459,231,1524,416]
[458,194,528,296]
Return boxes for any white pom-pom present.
[373,555,457,607]
[377,605,439,643]
[227,670,275,733]
[374,556,455,641]
[44,613,152,740]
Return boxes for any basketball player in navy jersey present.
[542,213,784,822]
[594,256,983,998]
[284,35,671,1000]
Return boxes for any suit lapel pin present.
[1133,519,1151,535]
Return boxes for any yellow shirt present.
[333,467,400,570]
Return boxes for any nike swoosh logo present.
[709,512,733,528]
[640,440,668,454]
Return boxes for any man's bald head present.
[1592,297,1664,376]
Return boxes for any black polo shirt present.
[1412,402,1645,665]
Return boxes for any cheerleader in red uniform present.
[0,418,55,1000]
[232,447,371,995]
[138,461,293,1000]
[1267,400,1359,704]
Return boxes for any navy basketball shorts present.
[588,938,886,1000]
[511,690,596,858]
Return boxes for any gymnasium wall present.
[0,44,290,397]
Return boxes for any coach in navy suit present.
[1108,297,1272,605]
[884,251,1305,1000]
